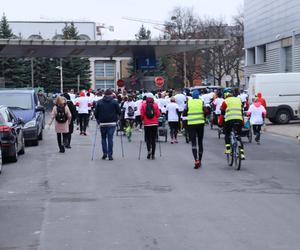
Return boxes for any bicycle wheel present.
[235,145,242,171]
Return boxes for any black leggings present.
[57,133,68,148]
[144,126,158,155]
[169,121,179,139]
[188,124,204,161]
[253,124,262,141]
[224,120,244,149]
[78,113,89,132]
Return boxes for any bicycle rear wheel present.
[234,146,242,170]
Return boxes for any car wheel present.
[10,142,18,163]
[19,136,25,155]
[38,129,43,140]
[31,139,39,146]
[275,109,291,124]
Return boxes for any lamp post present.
[56,58,63,93]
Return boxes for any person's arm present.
[65,106,72,123]
[48,106,56,127]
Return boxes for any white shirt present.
[123,101,136,119]
[175,93,186,112]
[166,102,179,122]
[214,98,224,115]
[201,93,214,106]
[248,104,266,125]
[238,93,248,103]
[134,100,143,116]
[77,96,90,114]
[157,98,168,114]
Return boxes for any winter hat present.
[192,90,200,99]
[80,91,85,97]
[257,92,262,98]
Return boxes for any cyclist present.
[219,88,245,160]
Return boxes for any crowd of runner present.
[47,87,267,169]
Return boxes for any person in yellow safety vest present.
[219,88,245,159]
[184,90,208,169]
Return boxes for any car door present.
[5,109,18,146]
[7,109,22,147]
[34,93,44,134]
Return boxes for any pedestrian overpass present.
[0,38,227,90]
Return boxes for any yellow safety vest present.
[225,97,242,122]
[187,99,205,125]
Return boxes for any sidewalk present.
[265,123,300,138]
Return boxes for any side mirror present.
[17,118,25,125]
[35,106,45,113]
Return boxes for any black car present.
[0,106,25,168]
[0,90,45,146]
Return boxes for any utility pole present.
[183,52,187,88]
[77,74,80,93]
[60,58,63,93]
[31,58,34,88]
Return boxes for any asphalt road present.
[0,121,300,250]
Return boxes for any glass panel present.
[0,93,33,109]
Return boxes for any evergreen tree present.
[135,25,151,40]
[62,22,79,40]
[0,14,13,38]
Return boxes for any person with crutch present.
[140,93,160,160]
[185,90,208,169]
[94,89,121,161]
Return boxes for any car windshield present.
[0,93,33,110]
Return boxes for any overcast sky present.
[2,0,243,40]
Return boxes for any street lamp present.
[56,58,63,93]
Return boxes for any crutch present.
[120,130,124,158]
[91,124,99,161]
[158,137,162,157]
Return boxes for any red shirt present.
[140,99,160,126]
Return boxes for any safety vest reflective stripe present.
[188,112,204,115]
[225,97,242,122]
[187,99,205,125]
[188,117,205,122]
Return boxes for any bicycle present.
[226,127,243,170]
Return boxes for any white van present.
[248,73,300,124]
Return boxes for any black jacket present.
[95,96,121,124]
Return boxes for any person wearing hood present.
[95,89,121,161]
[256,92,267,109]
[185,90,208,169]
[140,93,160,159]
[247,98,267,144]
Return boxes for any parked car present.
[0,90,45,146]
[248,73,300,124]
[0,105,25,167]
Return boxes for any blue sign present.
[136,56,156,70]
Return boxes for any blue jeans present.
[100,126,116,157]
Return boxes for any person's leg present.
[83,113,89,134]
[107,126,116,159]
[62,133,68,147]
[255,125,261,142]
[57,133,65,153]
[100,127,108,158]
[144,126,151,158]
[79,114,83,133]
[224,122,232,153]
[188,125,198,161]
[197,124,204,161]
[174,121,179,142]
[150,126,157,158]
[169,122,175,141]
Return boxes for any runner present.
[185,90,207,169]
[123,95,136,142]
[166,97,179,144]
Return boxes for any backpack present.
[127,105,135,117]
[146,102,155,119]
[55,105,67,123]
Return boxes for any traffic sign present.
[155,76,165,87]
[117,79,125,88]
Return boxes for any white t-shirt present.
[166,102,179,122]
[157,98,168,114]
[175,93,186,112]
[214,98,224,115]
[134,100,143,116]
[238,93,248,103]
[248,104,266,125]
[77,96,90,114]
[123,101,136,119]
[201,93,214,106]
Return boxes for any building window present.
[284,46,292,72]
[257,45,266,64]
[95,80,115,90]
[95,61,116,90]
[246,47,255,65]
